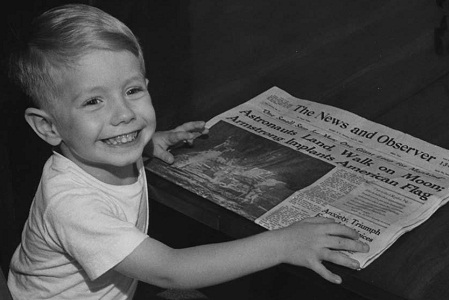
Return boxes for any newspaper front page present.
[205,87,449,268]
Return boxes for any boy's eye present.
[83,98,101,106]
[126,87,144,96]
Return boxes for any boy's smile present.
[102,131,140,146]
[50,50,155,185]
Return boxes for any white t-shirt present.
[8,152,149,299]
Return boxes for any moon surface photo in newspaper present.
[148,121,335,220]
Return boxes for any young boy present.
[7,4,369,299]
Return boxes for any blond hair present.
[9,4,145,110]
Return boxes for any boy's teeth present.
[104,132,137,145]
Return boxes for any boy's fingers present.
[173,122,197,132]
[325,223,361,240]
[328,236,369,253]
[167,128,207,145]
[154,146,175,164]
[166,131,198,145]
[324,250,361,271]
[174,121,207,133]
[312,262,342,284]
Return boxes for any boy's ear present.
[24,107,62,146]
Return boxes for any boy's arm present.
[145,121,209,164]
[114,217,369,289]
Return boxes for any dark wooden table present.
[146,75,449,300]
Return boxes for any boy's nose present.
[112,99,136,125]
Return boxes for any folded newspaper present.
[146,86,449,268]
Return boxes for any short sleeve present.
[45,193,148,280]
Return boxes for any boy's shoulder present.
[39,153,112,213]
[42,152,98,195]
[40,152,146,214]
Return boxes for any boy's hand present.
[279,217,369,284]
[148,121,209,164]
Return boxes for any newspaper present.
[147,86,449,269]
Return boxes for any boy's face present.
[51,50,155,184]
